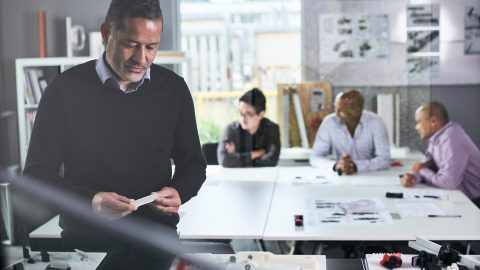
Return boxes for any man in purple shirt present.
[401,102,480,205]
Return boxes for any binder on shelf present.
[277,82,332,148]
[23,70,35,105]
[24,68,45,104]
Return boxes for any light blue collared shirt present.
[310,110,391,172]
[95,54,150,93]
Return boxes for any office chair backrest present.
[201,143,219,165]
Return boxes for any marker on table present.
[428,214,461,218]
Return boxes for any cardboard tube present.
[38,10,46,57]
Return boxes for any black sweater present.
[24,61,206,235]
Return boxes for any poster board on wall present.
[277,82,333,148]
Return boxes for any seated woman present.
[217,88,280,167]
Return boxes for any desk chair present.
[472,197,480,209]
[201,143,219,165]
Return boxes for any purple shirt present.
[414,121,480,199]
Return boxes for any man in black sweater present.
[23,0,206,269]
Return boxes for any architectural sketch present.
[319,14,390,63]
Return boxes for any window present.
[180,0,301,144]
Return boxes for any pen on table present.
[414,195,440,199]
[427,214,461,218]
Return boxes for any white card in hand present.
[134,193,158,208]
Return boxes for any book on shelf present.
[24,68,45,104]
[23,70,35,105]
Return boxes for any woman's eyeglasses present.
[239,111,256,120]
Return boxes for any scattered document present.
[395,202,444,218]
[403,190,448,201]
[309,197,394,225]
[290,173,333,185]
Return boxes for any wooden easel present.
[277,82,333,148]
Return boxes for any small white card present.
[134,193,158,208]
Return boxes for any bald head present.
[334,90,364,126]
[417,101,449,125]
[341,90,364,110]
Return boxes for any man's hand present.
[400,173,416,187]
[150,187,181,215]
[335,153,357,175]
[92,192,136,220]
[251,149,266,160]
[225,142,236,154]
[411,162,427,172]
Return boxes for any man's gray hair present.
[105,0,163,32]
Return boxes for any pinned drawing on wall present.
[65,17,86,57]
[406,56,439,80]
[407,30,440,53]
[465,6,480,54]
[405,4,440,83]
[318,14,390,63]
[407,4,440,27]
[310,88,325,113]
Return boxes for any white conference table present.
[29,158,480,244]
[29,166,279,241]
[263,166,480,241]
[177,166,278,239]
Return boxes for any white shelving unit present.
[16,53,188,169]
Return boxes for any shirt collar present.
[335,110,365,126]
[429,121,452,144]
[358,110,366,125]
[95,53,150,93]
